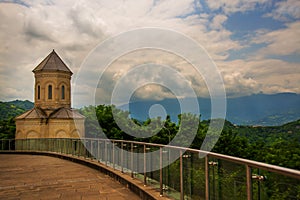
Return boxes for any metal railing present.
[1,138,299,200]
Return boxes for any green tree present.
[0,117,16,139]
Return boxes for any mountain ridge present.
[118,93,300,126]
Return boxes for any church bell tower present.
[33,49,72,111]
[15,50,85,139]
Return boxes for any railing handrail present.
[3,138,300,180]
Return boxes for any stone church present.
[15,50,85,139]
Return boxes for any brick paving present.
[0,154,141,200]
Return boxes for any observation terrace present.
[0,138,299,200]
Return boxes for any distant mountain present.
[1,93,299,126]
[0,100,34,120]
[118,93,300,126]
[226,93,300,125]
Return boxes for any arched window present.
[37,85,40,100]
[61,85,65,100]
[48,85,52,99]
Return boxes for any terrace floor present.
[0,154,141,200]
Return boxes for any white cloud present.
[223,71,260,96]
[218,58,300,96]
[69,2,107,38]
[148,0,194,19]
[210,14,228,30]
[265,0,300,21]
[253,21,300,56]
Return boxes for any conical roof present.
[15,107,85,120]
[15,107,47,119]
[32,50,72,74]
[49,107,85,119]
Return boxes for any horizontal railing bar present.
[204,151,300,179]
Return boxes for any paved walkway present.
[0,154,141,200]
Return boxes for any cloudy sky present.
[0,0,299,107]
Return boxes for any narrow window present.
[61,85,65,100]
[37,85,40,100]
[48,85,52,99]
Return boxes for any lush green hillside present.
[0,100,33,120]
[235,119,300,144]
[0,100,33,139]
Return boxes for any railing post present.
[58,139,61,153]
[57,139,59,153]
[131,143,134,178]
[8,139,11,150]
[97,140,100,162]
[49,139,51,152]
[69,139,71,155]
[78,140,81,157]
[144,144,147,186]
[61,139,63,153]
[59,139,61,153]
[246,165,252,200]
[63,139,65,154]
[205,156,209,200]
[73,139,76,156]
[180,150,184,200]
[105,141,108,165]
[38,138,40,151]
[84,139,87,159]
[160,147,163,196]
[64,139,66,154]
[90,139,93,159]
[67,139,70,154]
[112,141,115,169]
[71,139,73,155]
[77,139,79,156]
[64,139,67,154]
[69,139,71,154]
[121,142,124,173]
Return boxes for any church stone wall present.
[15,118,84,139]
[15,119,46,139]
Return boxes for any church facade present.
[15,50,85,139]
